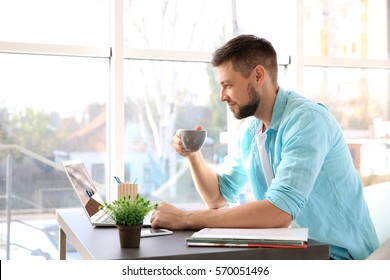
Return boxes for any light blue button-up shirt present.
[217,87,379,259]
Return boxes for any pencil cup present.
[118,183,138,201]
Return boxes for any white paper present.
[191,227,308,241]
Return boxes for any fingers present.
[172,126,203,156]
[150,209,158,228]
[172,130,191,156]
[150,202,167,228]
[194,125,203,131]
[150,202,185,230]
[172,132,184,154]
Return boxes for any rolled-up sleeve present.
[216,122,256,204]
[217,152,248,204]
[265,108,333,219]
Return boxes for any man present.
[151,34,379,260]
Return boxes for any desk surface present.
[56,208,329,260]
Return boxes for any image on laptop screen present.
[63,161,105,217]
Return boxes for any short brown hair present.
[211,34,278,82]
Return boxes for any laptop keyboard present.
[96,214,115,224]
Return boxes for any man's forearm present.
[187,152,226,209]
[185,200,292,229]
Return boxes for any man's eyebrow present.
[220,80,231,85]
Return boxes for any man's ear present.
[254,65,266,83]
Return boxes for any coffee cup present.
[180,129,207,151]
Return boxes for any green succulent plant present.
[101,194,157,226]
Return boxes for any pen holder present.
[118,182,138,201]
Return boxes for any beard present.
[234,83,260,119]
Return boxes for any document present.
[186,227,308,248]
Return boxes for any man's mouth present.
[227,102,236,109]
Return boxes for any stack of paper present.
[186,227,308,248]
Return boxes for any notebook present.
[186,227,308,248]
[61,159,172,237]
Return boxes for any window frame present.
[5,1,387,199]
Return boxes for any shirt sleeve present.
[216,122,254,204]
[265,106,334,219]
[217,151,248,204]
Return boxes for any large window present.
[0,0,110,260]
[123,60,226,203]
[304,0,388,59]
[124,0,226,51]
[303,0,390,184]
[0,54,109,260]
[0,0,109,45]
[0,0,389,260]
[121,0,294,204]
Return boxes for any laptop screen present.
[63,161,105,217]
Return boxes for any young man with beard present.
[150,34,379,260]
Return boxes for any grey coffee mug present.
[180,130,207,151]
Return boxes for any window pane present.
[0,0,109,46]
[0,54,109,259]
[124,60,227,204]
[236,0,296,55]
[304,0,388,59]
[303,66,390,184]
[304,67,389,129]
[124,0,226,51]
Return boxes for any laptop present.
[61,159,172,237]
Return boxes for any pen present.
[86,190,92,198]
[114,176,121,184]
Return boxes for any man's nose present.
[219,89,227,102]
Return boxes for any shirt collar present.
[268,87,288,131]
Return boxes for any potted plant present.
[101,193,157,248]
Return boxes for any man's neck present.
[255,86,279,130]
